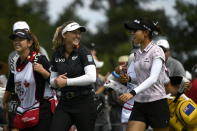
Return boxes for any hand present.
[115,66,121,74]
[119,93,133,103]
[11,129,19,131]
[3,125,9,131]
[118,74,129,83]
[55,73,67,88]
[184,81,192,93]
[33,63,44,73]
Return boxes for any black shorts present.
[129,98,170,128]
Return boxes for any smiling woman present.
[3,21,55,131]
[118,18,170,131]
[50,21,97,131]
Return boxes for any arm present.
[132,58,163,94]
[50,71,58,88]
[67,65,96,86]
[2,91,11,111]
[33,55,50,79]
[3,72,14,127]
[120,58,163,102]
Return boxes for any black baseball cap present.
[169,76,183,85]
[124,18,158,34]
[88,43,96,50]
[9,29,32,40]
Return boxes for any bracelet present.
[128,76,131,82]
[129,90,136,96]
[112,71,120,78]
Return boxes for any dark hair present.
[27,30,40,52]
[159,46,167,53]
[88,43,96,50]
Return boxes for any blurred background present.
[0,0,197,75]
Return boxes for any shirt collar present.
[57,46,79,57]
[138,41,154,53]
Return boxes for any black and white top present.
[6,52,52,108]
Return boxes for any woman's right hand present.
[119,93,133,103]
[118,74,129,83]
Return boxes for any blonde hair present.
[52,21,75,50]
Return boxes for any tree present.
[53,1,93,48]
[0,0,53,62]
[88,0,174,73]
[171,0,197,70]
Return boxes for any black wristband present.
[128,76,131,82]
[129,90,136,96]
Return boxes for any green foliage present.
[171,0,197,70]
[0,0,196,73]
[0,0,53,62]
[88,0,174,73]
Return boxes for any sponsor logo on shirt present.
[55,58,65,62]
[72,56,78,60]
[22,117,36,122]
[23,80,30,88]
[144,58,150,62]
[87,55,93,62]
[15,81,25,97]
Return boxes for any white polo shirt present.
[134,41,167,102]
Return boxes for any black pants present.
[50,95,97,131]
[20,100,53,131]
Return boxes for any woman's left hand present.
[119,93,133,103]
[55,73,67,88]
[33,63,44,73]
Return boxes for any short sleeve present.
[38,55,50,72]
[6,72,15,92]
[79,46,95,67]
[152,46,165,62]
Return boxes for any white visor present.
[62,22,86,36]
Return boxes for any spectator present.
[186,64,197,103]
[0,62,8,88]
[156,39,185,77]
[93,58,111,131]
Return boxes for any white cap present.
[156,39,170,49]
[13,21,30,32]
[62,22,86,36]
[118,55,129,63]
[185,71,192,80]
[94,59,104,68]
